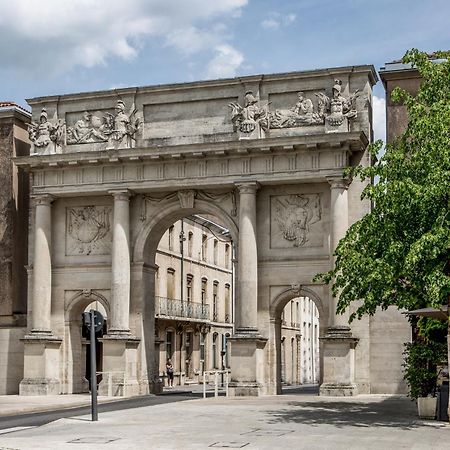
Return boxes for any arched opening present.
[64,291,109,394]
[135,198,237,390]
[270,287,325,395]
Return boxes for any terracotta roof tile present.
[0,101,31,115]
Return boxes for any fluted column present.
[327,177,350,328]
[236,182,259,334]
[109,190,131,334]
[31,194,54,334]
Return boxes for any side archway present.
[64,290,110,394]
[269,285,326,394]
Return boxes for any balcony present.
[155,296,210,322]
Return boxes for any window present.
[166,330,174,360]
[188,231,193,257]
[167,268,175,299]
[225,244,230,269]
[213,281,219,322]
[168,225,174,251]
[213,239,218,265]
[201,234,208,261]
[186,274,193,302]
[225,284,231,323]
[290,301,294,326]
[201,278,207,306]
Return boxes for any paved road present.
[0,393,194,431]
[1,393,449,450]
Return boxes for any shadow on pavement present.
[265,397,433,430]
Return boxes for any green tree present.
[315,49,450,321]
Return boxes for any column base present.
[20,333,63,396]
[228,333,267,397]
[319,383,358,396]
[320,326,359,397]
[20,378,61,396]
[98,333,140,397]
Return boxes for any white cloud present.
[0,0,247,74]
[372,95,386,142]
[261,12,296,30]
[205,45,244,79]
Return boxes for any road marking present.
[0,426,36,435]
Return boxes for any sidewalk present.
[1,393,449,449]
[0,394,130,417]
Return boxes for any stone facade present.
[0,102,31,394]
[11,65,410,397]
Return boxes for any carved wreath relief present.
[271,194,322,248]
[66,206,112,256]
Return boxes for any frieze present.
[66,206,112,256]
[271,194,322,248]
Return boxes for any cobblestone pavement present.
[1,394,449,450]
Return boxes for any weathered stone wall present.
[0,106,30,394]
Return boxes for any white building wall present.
[281,296,319,385]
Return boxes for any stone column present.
[99,190,140,397]
[229,182,267,396]
[31,194,54,334]
[320,177,358,396]
[328,177,350,329]
[235,182,259,334]
[109,190,131,334]
[20,194,62,395]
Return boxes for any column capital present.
[109,189,132,201]
[235,181,260,194]
[326,177,351,190]
[31,194,54,206]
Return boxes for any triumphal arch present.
[15,65,409,397]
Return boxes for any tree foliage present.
[315,49,450,321]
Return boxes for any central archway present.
[131,195,238,393]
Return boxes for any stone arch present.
[269,284,326,394]
[63,290,110,395]
[133,197,238,265]
[131,197,238,395]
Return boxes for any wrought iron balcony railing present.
[155,296,210,321]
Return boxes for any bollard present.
[214,371,219,397]
[225,371,229,397]
[203,372,207,399]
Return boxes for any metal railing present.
[155,296,210,321]
[203,370,230,398]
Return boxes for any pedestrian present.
[166,358,174,387]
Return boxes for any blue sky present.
[1,0,449,141]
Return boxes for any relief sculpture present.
[228,91,269,139]
[272,194,321,247]
[269,91,324,128]
[67,100,141,149]
[229,79,360,135]
[66,206,112,256]
[28,108,65,155]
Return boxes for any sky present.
[1,0,449,142]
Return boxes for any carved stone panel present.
[66,206,112,256]
[270,194,322,248]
